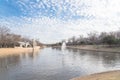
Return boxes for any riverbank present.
[71,70,120,80]
[67,45,120,53]
[0,46,40,57]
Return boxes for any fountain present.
[61,42,66,50]
[61,42,66,55]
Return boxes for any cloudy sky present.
[0,0,120,43]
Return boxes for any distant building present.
[15,42,31,48]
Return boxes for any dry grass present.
[67,45,120,53]
[0,46,40,57]
[71,70,120,80]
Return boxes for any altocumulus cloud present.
[0,0,120,43]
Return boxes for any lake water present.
[0,47,120,80]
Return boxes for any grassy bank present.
[67,45,120,53]
[0,46,40,57]
[71,70,120,80]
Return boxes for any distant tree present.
[115,30,120,39]
[87,32,98,44]
[102,35,116,45]
[0,26,10,47]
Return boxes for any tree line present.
[0,25,42,48]
[51,29,120,47]
[67,31,120,46]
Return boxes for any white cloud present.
[10,16,119,43]
[1,0,120,43]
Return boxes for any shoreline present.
[71,70,120,80]
[0,46,40,57]
[67,45,120,80]
[66,45,120,53]
[51,45,120,80]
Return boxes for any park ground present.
[71,70,120,80]
[67,45,120,53]
[0,46,40,57]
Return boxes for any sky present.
[0,0,120,43]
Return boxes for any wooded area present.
[0,25,42,48]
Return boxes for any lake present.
[0,47,120,80]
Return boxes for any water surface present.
[0,47,120,80]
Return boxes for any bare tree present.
[87,32,98,44]
[0,26,10,47]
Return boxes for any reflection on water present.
[0,51,40,80]
[0,47,120,80]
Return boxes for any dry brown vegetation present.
[0,46,40,57]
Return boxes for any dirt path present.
[71,70,120,80]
